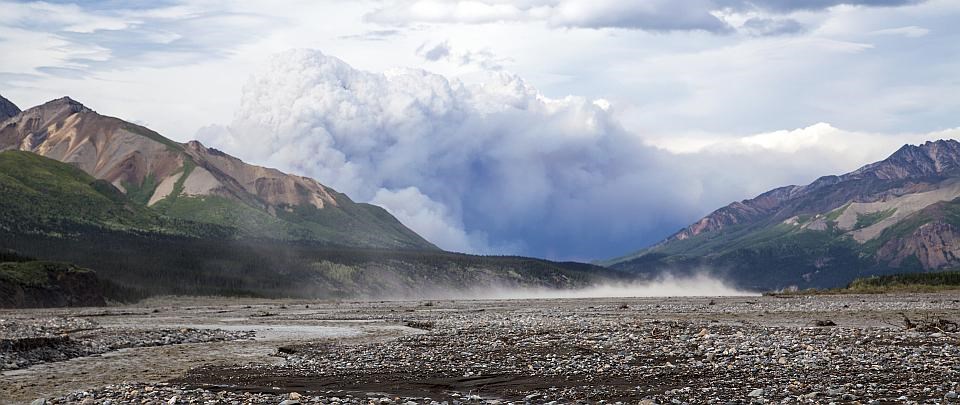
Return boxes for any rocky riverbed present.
[2,293,960,404]
[0,317,253,371]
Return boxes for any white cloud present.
[370,187,499,253]
[647,122,959,163]
[0,1,138,33]
[1,0,957,260]
[365,0,730,32]
[417,40,509,71]
[364,0,926,33]
[200,49,668,256]
[199,49,959,260]
[870,25,930,37]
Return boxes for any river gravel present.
[4,293,960,404]
[0,317,253,371]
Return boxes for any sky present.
[1,0,959,260]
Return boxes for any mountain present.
[0,96,625,298]
[0,94,18,120]
[604,139,960,290]
[0,96,433,249]
[0,150,231,238]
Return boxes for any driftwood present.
[893,313,958,333]
[405,320,435,330]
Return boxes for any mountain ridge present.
[0,95,435,250]
[661,139,960,246]
[0,95,630,298]
[0,94,19,121]
[605,139,960,289]
[0,150,626,298]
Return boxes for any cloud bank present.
[199,49,959,260]
[1,1,955,261]
[201,49,660,255]
[365,0,926,34]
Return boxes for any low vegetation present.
[0,151,230,238]
[853,208,896,230]
[0,261,92,287]
[768,270,960,295]
[0,151,625,299]
[1,228,626,299]
[845,271,960,293]
[614,220,870,290]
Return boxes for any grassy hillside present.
[0,260,126,307]
[3,95,434,250]
[154,192,430,249]
[610,209,960,290]
[0,151,229,238]
[0,151,623,298]
[608,217,880,290]
[1,231,627,299]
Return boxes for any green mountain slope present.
[0,151,625,298]
[606,140,960,290]
[0,151,227,238]
[0,96,434,250]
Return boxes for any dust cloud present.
[409,273,759,300]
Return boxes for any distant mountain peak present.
[668,139,960,243]
[888,139,960,163]
[606,138,960,289]
[9,96,92,122]
[0,95,436,250]
[40,96,90,113]
[0,94,20,121]
[852,138,960,180]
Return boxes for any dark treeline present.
[849,271,960,288]
[0,150,625,300]
[1,225,625,300]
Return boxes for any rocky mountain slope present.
[0,96,625,298]
[0,96,433,249]
[605,139,960,289]
[0,150,228,237]
[0,94,18,120]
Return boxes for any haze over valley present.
[2,1,960,404]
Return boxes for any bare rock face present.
[609,139,960,284]
[0,97,185,194]
[853,140,960,180]
[0,94,19,121]
[0,96,435,249]
[0,97,342,212]
[183,140,339,209]
[878,221,960,269]
[670,186,799,241]
[662,140,960,244]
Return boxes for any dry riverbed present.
[2,293,960,404]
